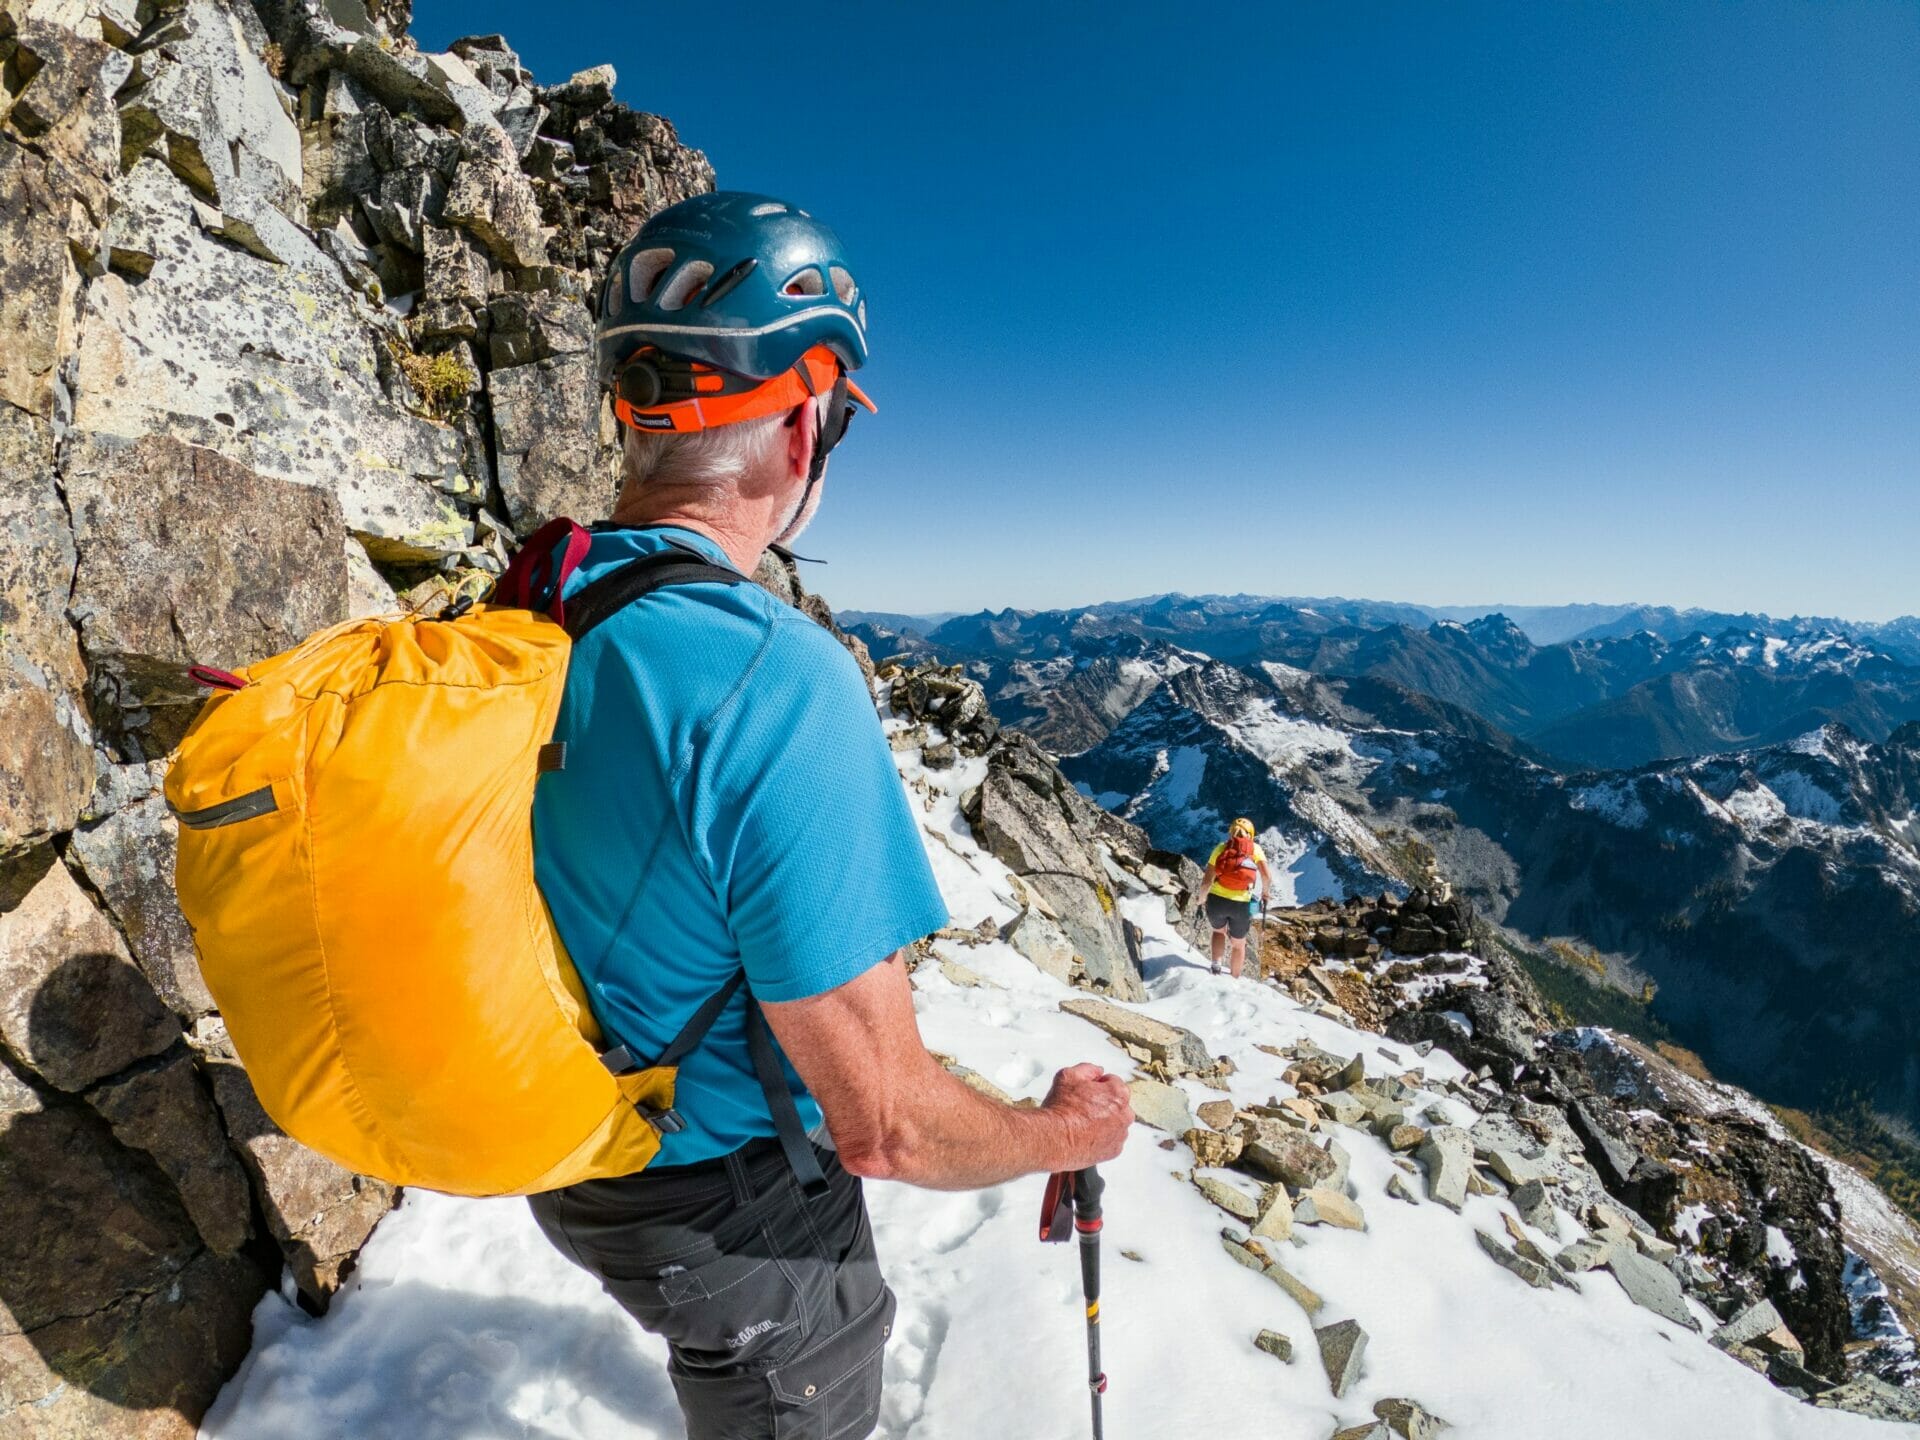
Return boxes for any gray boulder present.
[0,1066,263,1440]
[69,162,474,560]
[1415,1126,1473,1212]
[1603,1244,1698,1330]
[87,1051,254,1255]
[490,353,620,535]
[204,1058,396,1307]
[62,433,351,751]
[1060,997,1212,1074]
[0,848,180,1091]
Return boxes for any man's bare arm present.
[763,954,1132,1191]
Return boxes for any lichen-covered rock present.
[0,409,95,851]
[0,848,179,1091]
[204,1058,395,1306]
[969,735,1145,999]
[489,352,618,535]
[69,161,473,560]
[67,790,213,1017]
[117,0,302,220]
[443,118,548,267]
[62,432,350,751]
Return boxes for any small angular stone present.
[1386,1173,1420,1205]
[1196,1098,1237,1130]
[1185,1126,1244,1168]
[1254,1328,1294,1362]
[1387,1124,1427,1152]
[1127,1076,1195,1134]
[1240,1121,1338,1188]
[1554,1237,1615,1273]
[1711,1297,1787,1351]
[1295,1188,1367,1231]
[1604,1244,1699,1330]
[1315,1318,1369,1398]
[1630,1228,1678,1262]
[1511,1179,1560,1237]
[1252,1184,1295,1241]
[1476,1229,1556,1289]
[1374,1396,1451,1440]
[1416,1127,1473,1211]
[1194,1173,1260,1223]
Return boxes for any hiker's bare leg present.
[1210,926,1227,969]
[1229,936,1247,980]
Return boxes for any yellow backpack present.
[165,523,756,1196]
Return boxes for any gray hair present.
[620,411,788,491]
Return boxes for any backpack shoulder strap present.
[562,549,745,641]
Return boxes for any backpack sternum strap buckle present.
[637,1103,687,1135]
[599,1043,640,1075]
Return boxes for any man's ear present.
[786,395,818,483]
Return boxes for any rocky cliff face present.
[0,0,712,1432]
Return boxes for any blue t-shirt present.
[532,526,949,1167]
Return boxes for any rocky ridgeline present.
[0,0,718,1432]
[883,660,1212,1004]
[882,659,1920,1426]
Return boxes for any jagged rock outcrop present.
[1,0,713,1431]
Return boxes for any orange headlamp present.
[612,343,875,435]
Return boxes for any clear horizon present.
[415,0,1920,622]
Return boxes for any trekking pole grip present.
[1072,1165,1104,1228]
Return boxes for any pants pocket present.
[768,1284,896,1440]
[608,1243,807,1368]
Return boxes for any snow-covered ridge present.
[201,690,1915,1439]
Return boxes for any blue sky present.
[415,1,1919,621]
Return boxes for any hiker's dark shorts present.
[528,1137,893,1440]
[1205,892,1253,939]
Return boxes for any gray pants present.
[528,1138,893,1440]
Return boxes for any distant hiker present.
[523,193,1134,1439]
[1201,817,1274,979]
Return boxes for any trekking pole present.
[1040,1166,1108,1438]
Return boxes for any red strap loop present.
[496,518,593,624]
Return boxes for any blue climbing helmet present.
[595,191,873,438]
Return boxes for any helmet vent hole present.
[628,247,676,302]
[829,266,858,305]
[781,267,827,298]
[656,260,714,312]
[749,201,788,217]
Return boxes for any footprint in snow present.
[993,1054,1045,1092]
[914,1186,1005,1255]
[879,1300,951,1435]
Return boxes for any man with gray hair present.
[523,192,1133,1439]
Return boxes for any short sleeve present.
[695,617,950,1003]
[1207,843,1223,866]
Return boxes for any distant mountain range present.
[854,595,1920,1136]
[846,598,1920,665]
[849,597,1920,770]
[1055,654,1920,1131]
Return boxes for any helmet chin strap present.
[775,369,853,547]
